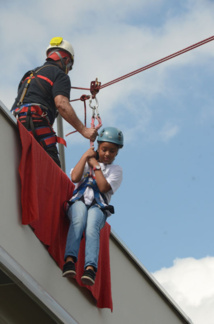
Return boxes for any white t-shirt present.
[70,162,123,207]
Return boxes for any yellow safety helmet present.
[46,37,74,70]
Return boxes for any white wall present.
[0,102,192,324]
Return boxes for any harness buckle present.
[12,110,18,119]
[41,112,48,118]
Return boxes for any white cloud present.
[1,0,214,141]
[153,257,214,324]
[158,122,180,142]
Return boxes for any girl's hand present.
[88,157,98,168]
[83,147,97,160]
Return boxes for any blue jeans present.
[64,200,107,271]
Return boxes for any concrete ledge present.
[0,101,193,324]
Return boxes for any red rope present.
[71,86,90,91]
[66,95,88,136]
[67,35,214,136]
[100,35,214,89]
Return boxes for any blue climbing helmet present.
[97,127,124,148]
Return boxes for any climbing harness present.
[12,65,67,148]
[13,103,66,148]
[68,174,114,214]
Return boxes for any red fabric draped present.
[17,121,113,311]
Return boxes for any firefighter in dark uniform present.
[11,37,97,167]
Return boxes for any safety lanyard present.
[89,94,102,176]
[18,72,34,107]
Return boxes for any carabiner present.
[88,93,102,177]
[89,95,102,130]
[89,95,99,115]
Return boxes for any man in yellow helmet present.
[11,37,97,167]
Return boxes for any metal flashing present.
[0,100,17,125]
[0,247,78,324]
[110,230,193,324]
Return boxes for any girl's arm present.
[71,148,96,183]
[88,158,111,193]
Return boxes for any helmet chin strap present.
[47,50,71,73]
[66,59,73,72]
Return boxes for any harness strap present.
[39,135,66,148]
[16,65,53,108]
[27,126,66,147]
[27,106,36,136]
[72,177,106,206]
[24,74,53,86]
[13,104,66,147]
[31,126,54,136]
[70,175,114,214]
[13,103,48,117]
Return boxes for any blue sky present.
[1,1,214,322]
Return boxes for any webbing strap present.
[14,105,67,147]
[40,135,66,147]
[28,128,66,147]
[30,126,51,136]
[14,104,44,116]
[24,75,53,86]
[71,176,106,208]
[28,127,66,147]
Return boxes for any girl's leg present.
[84,205,107,271]
[64,200,88,262]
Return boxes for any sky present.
[1,1,214,323]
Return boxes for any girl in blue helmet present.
[63,127,124,285]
